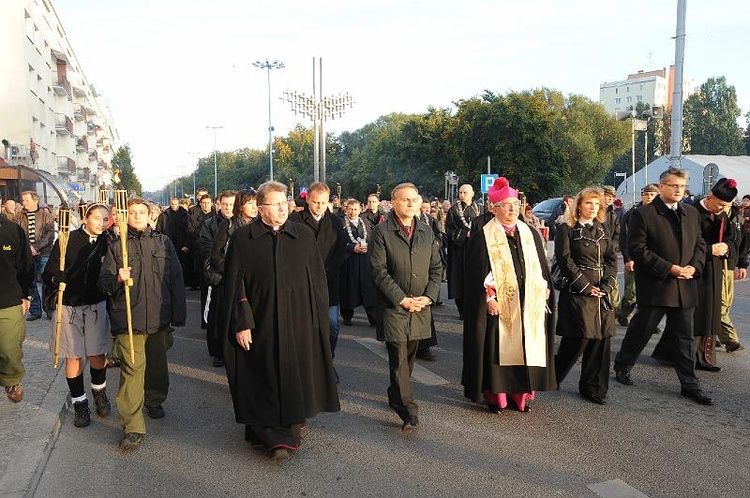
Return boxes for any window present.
[626,96,633,103]
[627,87,630,93]
[615,88,618,94]
[637,95,643,102]
[615,98,622,104]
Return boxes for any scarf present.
[483,218,548,367]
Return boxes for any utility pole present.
[252,59,284,181]
[206,125,223,198]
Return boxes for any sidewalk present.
[0,316,69,497]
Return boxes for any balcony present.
[76,136,88,152]
[51,70,71,97]
[72,85,86,98]
[88,149,98,162]
[73,104,85,121]
[86,121,95,135]
[57,156,76,174]
[55,113,74,136]
[78,168,91,182]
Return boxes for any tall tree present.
[112,144,142,196]
[683,76,745,155]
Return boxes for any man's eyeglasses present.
[261,201,288,209]
[662,183,687,190]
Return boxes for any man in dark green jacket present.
[98,197,186,451]
[369,183,442,432]
[0,195,34,403]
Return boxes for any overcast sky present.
[52,0,750,191]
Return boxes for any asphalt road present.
[33,282,750,497]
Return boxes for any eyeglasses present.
[261,201,288,209]
[493,202,520,210]
[662,183,687,190]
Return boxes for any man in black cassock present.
[446,184,479,319]
[221,181,340,461]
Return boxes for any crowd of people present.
[1,168,748,460]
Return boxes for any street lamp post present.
[282,57,354,183]
[252,59,284,181]
[206,126,223,198]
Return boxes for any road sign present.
[481,174,498,194]
[299,187,308,197]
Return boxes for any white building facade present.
[599,67,695,116]
[0,0,119,201]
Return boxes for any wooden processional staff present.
[98,188,109,205]
[53,207,72,368]
[114,190,136,364]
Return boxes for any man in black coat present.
[613,167,712,405]
[288,183,346,359]
[651,178,739,370]
[156,197,189,284]
[186,192,215,290]
[445,184,479,319]
[221,181,339,460]
[199,191,235,365]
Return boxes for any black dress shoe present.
[145,405,165,419]
[342,318,353,326]
[617,315,629,327]
[416,348,436,361]
[614,370,634,386]
[26,314,42,322]
[582,393,606,405]
[680,388,714,406]
[725,342,745,353]
[401,416,419,432]
[695,363,722,372]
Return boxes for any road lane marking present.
[347,335,450,386]
[588,479,649,498]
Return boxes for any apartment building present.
[599,66,695,116]
[0,0,119,202]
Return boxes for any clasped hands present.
[669,264,696,279]
[400,296,431,313]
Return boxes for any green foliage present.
[684,76,745,155]
[112,144,142,196]
[154,89,634,204]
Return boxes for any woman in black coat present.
[554,187,617,405]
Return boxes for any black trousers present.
[614,305,699,390]
[555,337,611,398]
[340,306,376,325]
[386,340,419,421]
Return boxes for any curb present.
[0,364,68,498]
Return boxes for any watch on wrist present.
[25,296,33,301]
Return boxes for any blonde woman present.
[554,187,617,405]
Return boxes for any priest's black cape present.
[462,221,557,402]
[221,218,340,428]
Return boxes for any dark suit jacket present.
[628,196,706,308]
[288,207,346,306]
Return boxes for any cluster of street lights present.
[193,58,351,196]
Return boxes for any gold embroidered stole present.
[482,219,548,367]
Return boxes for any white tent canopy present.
[616,155,750,206]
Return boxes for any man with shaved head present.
[445,184,479,320]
